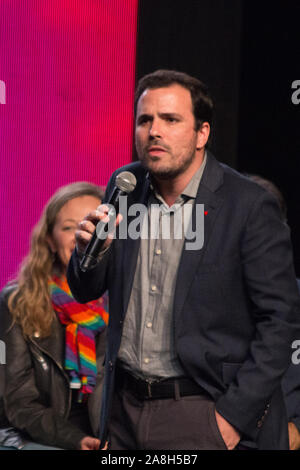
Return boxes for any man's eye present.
[138,117,151,125]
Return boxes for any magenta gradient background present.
[0,0,138,288]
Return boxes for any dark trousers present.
[108,383,228,450]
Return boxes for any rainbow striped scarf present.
[49,275,108,402]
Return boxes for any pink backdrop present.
[0,0,138,288]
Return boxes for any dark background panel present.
[238,1,300,275]
[136,0,300,275]
[135,0,243,167]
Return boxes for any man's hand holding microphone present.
[75,171,136,271]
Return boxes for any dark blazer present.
[68,152,300,450]
[0,285,106,449]
[282,280,300,432]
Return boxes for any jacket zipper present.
[30,338,72,417]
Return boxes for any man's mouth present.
[147,146,167,156]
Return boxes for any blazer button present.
[109,361,114,371]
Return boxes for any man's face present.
[135,84,206,179]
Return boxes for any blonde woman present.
[0,182,108,450]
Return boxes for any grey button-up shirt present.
[118,154,207,381]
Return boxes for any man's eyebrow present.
[136,112,182,122]
[159,112,182,119]
[136,113,153,122]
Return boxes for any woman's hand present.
[79,437,109,450]
[79,436,101,450]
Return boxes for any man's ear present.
[196,122,210,150]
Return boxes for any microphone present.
[79,171,137,272]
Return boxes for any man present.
[67,70,300,450]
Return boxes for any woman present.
[0,182,108,450]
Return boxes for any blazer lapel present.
[173,153,225,320]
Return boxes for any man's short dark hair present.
[134,69,214,130]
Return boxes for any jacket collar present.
[173,151,225,320]
[30,316,65,366]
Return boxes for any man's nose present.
[149,119,162,139]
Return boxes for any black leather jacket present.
[0,285,106,449]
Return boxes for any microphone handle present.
[79,188,125,272]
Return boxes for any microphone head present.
[115,171,137,194]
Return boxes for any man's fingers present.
[78,219,98,234]
[107,214,123,239]
[116,213,123,225]
[83,208,108,225]
[80,210,123,235]
[75,207,124,253]
[75,228,93,245]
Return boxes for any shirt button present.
[151,285,157,292]
[144,358,150,364]
[155,249,162,255]
[146,322,152,328]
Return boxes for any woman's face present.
[48,195,100,272]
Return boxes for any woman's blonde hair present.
[8,182,104,338]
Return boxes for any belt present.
[116,366,206,401]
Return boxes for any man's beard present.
[139,150,197,180]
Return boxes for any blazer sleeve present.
[0,290,87,449]
[215,190,300,440]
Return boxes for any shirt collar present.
[181,151,207,199]
[147,151,207,203]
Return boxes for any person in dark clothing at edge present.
[245,174,300,451]
[67,70,300,450]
